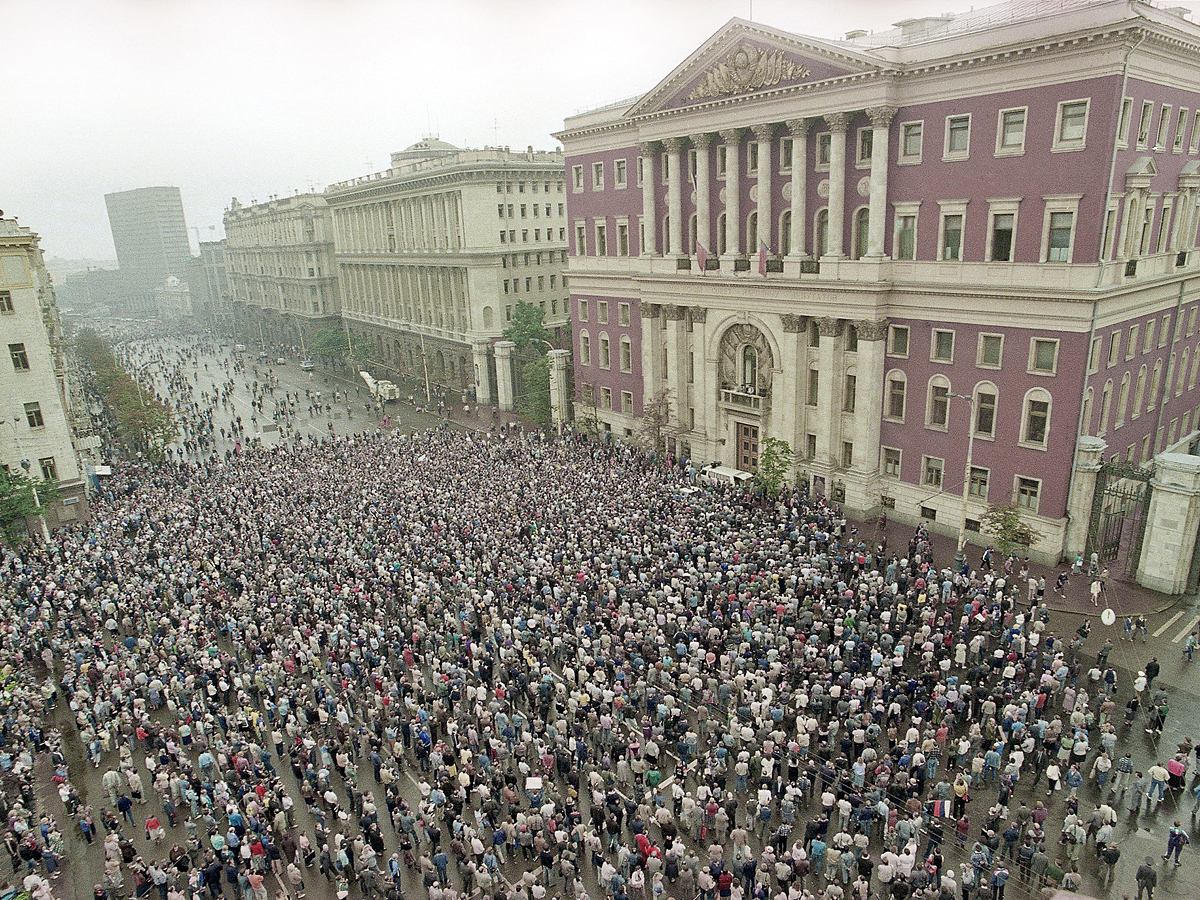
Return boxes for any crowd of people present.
[1,336,1197,900]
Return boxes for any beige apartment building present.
[324,139,568,405]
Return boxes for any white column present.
[825,112,850,259]
[721,128,743,257]
[752,124,774,253]
[815,317,840,463]
[494,340,516,411]
[639,141,659,257]
[664,305,687,427]
[853,319,888,474]
[548,349,572,428]
[692,133,714,260]
[641,304,661,402]
[786,119,809,258]
[472,340,492,405]
[665,137,685,257]
[865,107,895,258]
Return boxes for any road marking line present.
[1153,611,1184,637]
[1171,615,1200,644]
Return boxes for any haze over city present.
[2,0,1061,262]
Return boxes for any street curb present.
[1039,592,1188,617]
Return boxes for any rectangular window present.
[39,457,57,482]
[945,115,970,159]
[617,223,629,256]
[598,301,609,325]
[1108,331,1121,367]
[843,374,857,412]
[615,159,628,187]
[503,279,510,295]
[1047,212,1073,262]
[1174,109,1189,152]
[572,165,583,190]
[1156,104,1172,149]
[1128,324,1140,358]
[1144,319,1155,352]
[574,224,586,253]
[809,320,821,348]
[990,213,1014,262]
[888,325,910,357]
[1118,98,1133,148]
[932,329,955,362]
[579,299,588,321]
[857,128,873,164]
[968,466,989,498]
[599,336,610,368]
[941,214,963,260]
[0,291,11,313]
[717,146,727,177]
[621,391,633,413]
[9,343,29,371]
[806,433,817,459]
[636,157,644,186]
[901,122,923,161]
[1191,111,1200,154]
[887,377,906,421]
[1016,477,1040,513]
[817,133,831,167]
[1030,338,1059,374]
[997,108,1026,154]
[896,215,916,260]
[1055,100,1090,149]
[595,223,607,256]
[929,383,950,427]
[592,162,604,189]
[842,441,854,468]
[883,448,902,477]
[1161,314,1171,347]
[619,340,631,373]
[618,302,630,326]
[579,334,590,366]
[747,142,758,175]
[978,334,1003,368]
[976,392,997,437]
[498,204,505,219]
[600,387,612,410]
[923,456,944,488]
[23,402,43,428]
[780,138,793,169]
[1138,100,1154,148]
[807,370,819,406]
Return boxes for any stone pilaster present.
[865,107,896,258]
[786,119,809,258]
[720,129,743,257]
[664,137,686,257]
[752,123,775,254]
[494,340,516,412]
[472,339,492,405]
[852,319,887,477]
[824,113,851,259]
[1065,436,1106,559]
[639,141,660,257]
[692,133,714,260]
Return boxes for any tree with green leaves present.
[502,301,553,351]
[310,327,349,360]
[980,503,1043,555]
[636,388,675,453]
[753,437,795,498]
[0,467,60,545]
[517,355,552,429]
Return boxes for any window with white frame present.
[1117,98,1133,149]
[1128,324,1140,358]
[592,162,604,190]
[617,221,629,256]
[893,201,920,261]
[579,331,590,366]
[816,133,831,169]
[599,334,610,368]
[1053,99,1090,151]
[1021,389,1052,447]
[574,222,586,254]
[1041,195,1081,262]
[1190,111,1200,154]
[968,465,990,499]
[888,325,910,358]
[595,221,607,256]
[1137,100,1154,148]
[636,156,644,187]
[882,447,901,477]
[1173,109,1189,152]
[615,159,628,188]
[620,337,632,373]
[927,377,951,428]
[717,146,727,178]
[923,455,944,488]
[944,114,971,161]
[1029,338,1059,374]
[780,138,793,171]
[1155,104,1172,150]
[886,372,907,421]
[618,302,630,326]
[978,334,1003,368]
[856,127,873,166]
[986,198,1020,262]
[938,201,967,260]
[1015,476,1041,513]
[899,121,923,164]
[975,386,997,437]
[621,391,634,413]
[578,298,588,322]
[597,301,609,325]
[600,387,612,410]
[932,329,955,363]
[746,143,758,176]
[572,165,584,191]
[996,108,1027,156]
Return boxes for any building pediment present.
[627,18,882,117]
[1125,155,1158,191]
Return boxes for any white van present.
[699,464,754,486]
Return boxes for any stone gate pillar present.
[547,349,572,428]
[1065,435,1107,560]
[1137,451,1200,594]
[494,340,516,412]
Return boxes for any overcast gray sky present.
[9,0,1192,261]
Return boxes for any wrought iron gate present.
[1086,461,1153,577]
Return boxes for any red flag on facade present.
[696,240,709,274]
[757,239,769,276]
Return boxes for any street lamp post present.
[948,392,976,573]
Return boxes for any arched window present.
[853,207,870,259]
[815,209,829,258]
[1134,365,1147,419]
[741,346,758,390]
[1191,343,1200,390]
[1082,387,1094,435]
[1022,387,1052,445]
[974,382,998,438]
[599,333,610,369]
[885,370,907,422]
[747,212,759,253]
[482,306,494,330]
[579,330,590,366]
[1116,372,1131,427]
[780,211,792,256]
[926,374,952,428]
[717,213,727,256]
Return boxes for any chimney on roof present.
[844,29,867,40]
[894,15,954,38]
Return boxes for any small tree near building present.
[753,437,795,498]
[635,388,675,453]
[980,503,1043,556]
[0,468,60,546]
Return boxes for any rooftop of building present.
[224,193,329,218]
[0,218,38,243]
[326,143,565,195]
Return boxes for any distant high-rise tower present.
[104,186,192,316]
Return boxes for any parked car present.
[301,360,315,372]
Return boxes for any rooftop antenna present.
[749,0,753,21]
